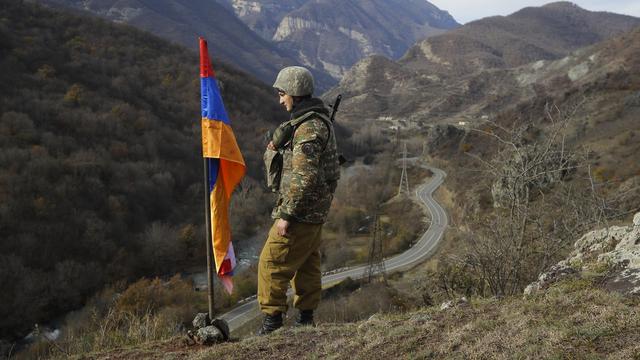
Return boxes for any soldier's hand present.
[267,141,276,151]
[276,219,290,237]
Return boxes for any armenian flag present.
[199,37,245,294]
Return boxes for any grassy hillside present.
[0,0,284,340]
[60,278,640,359]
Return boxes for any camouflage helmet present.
[273,66,314,97]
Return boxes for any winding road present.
[219,166,448,332]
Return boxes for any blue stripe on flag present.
[201,77,230,125]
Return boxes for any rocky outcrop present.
[525,212,640,296]
[188,313,229,345]
[439,296,469,310]
[217,0,308,39]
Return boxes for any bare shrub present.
[17,276,200,359]
[439,102,637,297]
[316,282,408,323]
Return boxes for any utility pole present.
[398,141,409,196]
[364,213,388,284]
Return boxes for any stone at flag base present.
[189,313,230,345]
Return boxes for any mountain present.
[0,0,284,340]
[400,2,640,76]
[30,0,299,85]
[327,2,640,127]
[33,0,460,91]
[270,0,460,82]
[215,0,308,40]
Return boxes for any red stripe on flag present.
[199,37,215,78]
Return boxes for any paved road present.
[219,166,448,332]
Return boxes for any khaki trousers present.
[257,220,323,315]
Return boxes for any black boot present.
[257,312,283,335]
[294,310,315,327]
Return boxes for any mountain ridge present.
[30,0,300,85]
[272,0,459,83]
[327,2,640,127]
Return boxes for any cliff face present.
[36,0,457,91]
[271,0,459,83]
[216,0,308,40]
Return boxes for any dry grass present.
[16,276,205,360]
[78,277,640,359]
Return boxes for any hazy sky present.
[429,0,640,24]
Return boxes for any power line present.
[364,213,388,285]
[398,141,410,196]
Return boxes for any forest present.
[0,0,286,339]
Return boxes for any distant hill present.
[400,1,640,76]
[327,2,640,127]
[33,0,460,92]
[0,0,283,340]
[269,0,460,82]
[30,0,301,86]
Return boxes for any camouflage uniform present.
[258,97,340,315]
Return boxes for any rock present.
[603,268,640,295]
[597,220,640,269]
[367,314,382,322]
[526,212,640,296]
[192,313,209,330]
[524,263,577,295]
[196,325,224,345]
[439,297,469,311]
[439,300,454,311]
[573,225,628,256]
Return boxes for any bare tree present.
[445,101,637,297]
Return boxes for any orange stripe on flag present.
[202,119,245,198]
[210,181,231,277]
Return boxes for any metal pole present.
[203,158,215,321]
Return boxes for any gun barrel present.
[330,94,342,122]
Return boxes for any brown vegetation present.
[77,277,640,359]
[17,276,202,359]
[0,1,282,340]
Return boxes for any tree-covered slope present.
[32,0,300,86]
[0,0,283,339]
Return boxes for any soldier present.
[257,66,340,334]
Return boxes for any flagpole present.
[203,158,215,321]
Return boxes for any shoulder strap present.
[289,111,332,151]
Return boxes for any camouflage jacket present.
[271,98,340,224]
